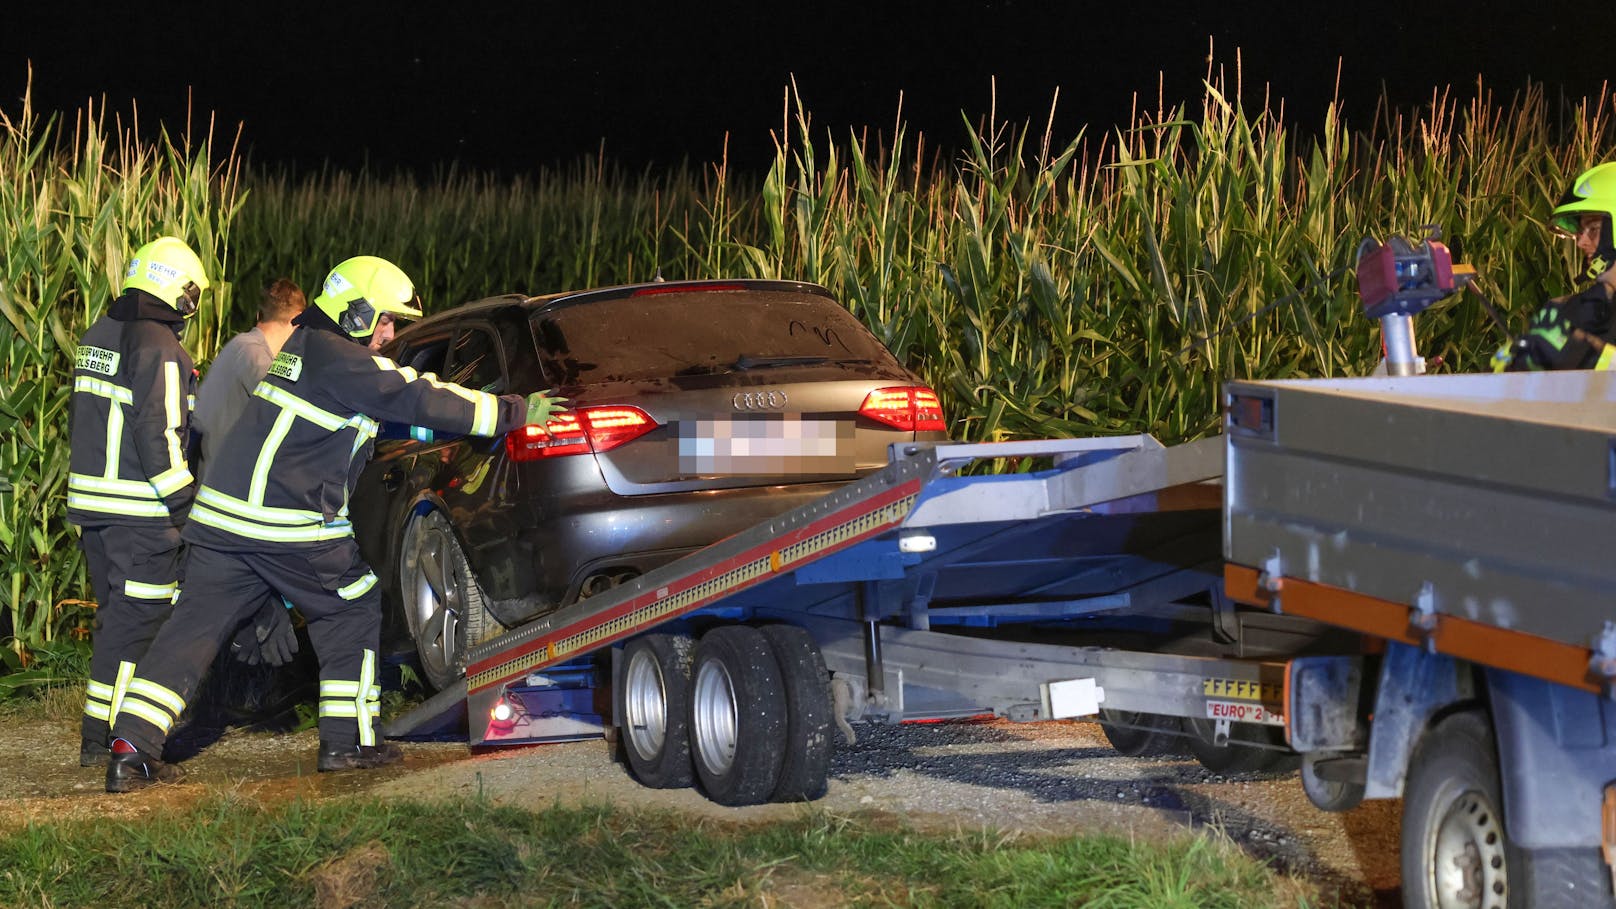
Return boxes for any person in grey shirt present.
[192,278,308,670]
[194,278,307,464]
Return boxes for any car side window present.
[398,334,451,377]
[446,325,505,393]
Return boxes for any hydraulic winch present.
[1355,232,1477,376]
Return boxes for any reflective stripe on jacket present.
[66,292,196,527]
[185,315,525,550]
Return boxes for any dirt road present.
[2,714,1399,906]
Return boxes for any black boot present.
[316,740,403,772]
[79,737,110,768]
[105,739,184,792]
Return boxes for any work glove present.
[526,389,570,426]
[1498,304,1580,371]
[230,595,299,667]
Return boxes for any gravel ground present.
[1,711,1400,906]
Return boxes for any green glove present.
[526,390,570,426]
[1489,342,1513,373]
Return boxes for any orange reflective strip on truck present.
[1226,563,1605,696]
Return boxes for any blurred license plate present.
[678,415,854,474]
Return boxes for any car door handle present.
[382,466,405,492]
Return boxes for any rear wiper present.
[732,354,830,370]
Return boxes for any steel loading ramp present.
[386,434,1224,741]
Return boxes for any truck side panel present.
[1224,371,1616,659]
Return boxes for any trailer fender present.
[1486,667,1616,850]
[1363,643,1474,800]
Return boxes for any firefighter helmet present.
[312,256,423,339]
[123,237,209,317]
[1552,162,1616,280]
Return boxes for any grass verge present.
[0,793,1322,908]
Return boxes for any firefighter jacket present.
[184,309,526,551]
[67,291,197,528]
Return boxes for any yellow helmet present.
[123,237,209,317]
[311,256,423,338]
[1552,162,1616,279]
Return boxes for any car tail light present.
[505,405,658,461]
[859,386,946,432]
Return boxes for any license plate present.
[677,416,853,474]
[1204,699,1285,726]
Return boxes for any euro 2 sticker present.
[75,345,120,376]
[269,351,303,382]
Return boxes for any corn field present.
[0,84,244,654]
[3,72,1612,655]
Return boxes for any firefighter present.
[68,236,209,768]
[1495,161,1616,370]
[106,255,567,791]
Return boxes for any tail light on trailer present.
[505,405,658,462]
[489,698,519,732]
[859,386,946,432]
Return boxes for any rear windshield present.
[529,290,903,384]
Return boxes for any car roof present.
[408,279,839,333]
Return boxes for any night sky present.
[2,3,1602,176]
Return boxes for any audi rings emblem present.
[733,390,788,411]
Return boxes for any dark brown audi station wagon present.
[350,280,948,688]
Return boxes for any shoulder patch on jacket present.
[75,345,120,376]
[269,351,303,382]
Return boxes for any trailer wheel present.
[1185,718,1287,773]
[400,510,491,691]
[1401,709,1522,909]
[617,634,695,789]
[1098,710,1184,757]
[689,626,787,806]
[1300,752,1365,812]
[760,624,833,802]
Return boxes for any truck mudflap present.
[1487,668,1616,851]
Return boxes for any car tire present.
[1401,709,1526,909]
[617,633,695,789]
[1185,717,1287,773]
[689,625,787,806]
[399,509,490,691]
[759,624,833,802]
[1098,710,1184,757]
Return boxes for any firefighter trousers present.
[78,524,183,745]
[110,540,384,757]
